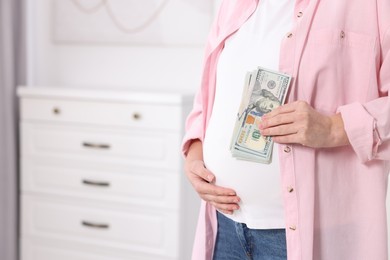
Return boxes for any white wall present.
[26,0,222,92]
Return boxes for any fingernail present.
[229,192,236,196]
[207,175,214,182]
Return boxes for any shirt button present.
[289,225,297,231]
[287,32,293,38]
[287,187,294,193]
[284,146,291,153]
[297,11,303,18]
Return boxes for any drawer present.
[21,239,176,260]
[21,122,181,170]
[21,161,180,209]
[20,98,182,131]
[21,195,180,258]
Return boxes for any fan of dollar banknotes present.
[230,67,292,164]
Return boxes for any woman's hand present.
[184,140,240,215]
[259,101,350,148]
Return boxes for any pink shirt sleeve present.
[181,1,229,157]
[181,89,204,157]
[338,27,390,162]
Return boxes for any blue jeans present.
[213,212,287,260]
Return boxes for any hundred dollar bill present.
[230,67,292,164]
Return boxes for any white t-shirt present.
[202,0,294,229]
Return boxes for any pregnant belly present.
[203,141,283,211]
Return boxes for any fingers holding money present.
[185,160,240,214]
[259,101,348,148]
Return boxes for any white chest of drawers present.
[18,87,198,260]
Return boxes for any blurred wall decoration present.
[27,0,218,90]
[52,0,212,45]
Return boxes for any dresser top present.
[17,86,194,105]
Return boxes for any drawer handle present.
[133,113,141,120]
[82,142,111,150]
[52,107,61,115]
[82,179,110,187]
[81,220,110,229]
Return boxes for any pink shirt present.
[182,0,390,259]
